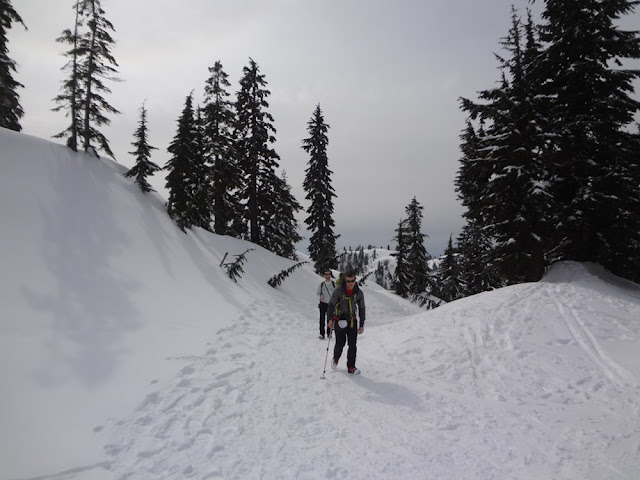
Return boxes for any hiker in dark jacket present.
[327,269,365,375]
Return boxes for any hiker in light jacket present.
[317,270,336,339]
[327,269,365,375]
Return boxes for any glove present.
[329,316,338,329]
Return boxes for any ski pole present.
[321,326,333,379]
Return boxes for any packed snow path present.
[95,264,640,480]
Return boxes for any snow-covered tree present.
[459,8,549,284]
[302,104,339,274]
[125,102,159,193]
[404,197,431,297]
[0,0,26,131]
[536,0,640,281]
[456,221,502,296]
[165,93,208,231]
[392,218,411,298]
[261,171,302,260]
[53,0,120,157]
[202,60,241,236]
[52,1,85,151]
[434,235,465,303]
[233,58,281,247]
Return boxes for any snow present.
[1,126,640,479]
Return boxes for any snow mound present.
[1,128,639,479]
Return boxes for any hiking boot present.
[348,367,361,375]
[319,334,325,339]
[331,358,338,369]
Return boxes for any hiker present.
[327,269,365,375]
[317,271,336,339]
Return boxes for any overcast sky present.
[8,0,639,256]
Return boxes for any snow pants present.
[319,302,330,336]
[333,322,358,368]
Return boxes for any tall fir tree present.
[165,93,206,231]
[434,235,465,303]
[459,8,550,284]
[233,58,289,250]
[456,221,502,296]
[0,0,26,131]
[52,0,85,151]
[404,197,431,297]
[203,60,241,236]
[261,171,303,260]
[78,0,120,157]
[192,106,214,231]
[392,218,411,298]
[536,0,640,281]
[302,104,339,274]
[125,102,159,193]
[53,0,119,157]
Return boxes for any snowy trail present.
[96,289,437,479]
[90,267,640,479]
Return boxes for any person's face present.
[344,277,356,286]
[324,272,331,279]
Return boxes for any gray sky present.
[8,0,639,256]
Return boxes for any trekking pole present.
[320,326,333,379]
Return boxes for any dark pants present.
[333,322,358,368]
[319,302,329,336]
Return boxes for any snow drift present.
[1,127,639,479]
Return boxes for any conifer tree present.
[456,221,502,296]
[53,0,120,157]
[392,218,411,298]
[233,58,281,247]
[125,102,159,193]
[435,235,465,303]
[535,0,640,282]
[302,104,339,274]
[165,93,205,231]
[261,171,303,260]
[460,8,549,284]
[203,60,241,236]
[455,119,491,236]
[52,1,85,151]
[404,197,431,297]
[79,0,119,156]
[0,0,26,131]
[191,106,213,230]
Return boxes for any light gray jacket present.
[317,280,336,304]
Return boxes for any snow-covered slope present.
[1,128,639,479]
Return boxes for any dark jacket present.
[327,282,365,328]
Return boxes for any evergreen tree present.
[404,197,431,296]
[302,104,339,274]
[460,8,549,284]
[192,106,213,230]
[392,218,411,298]
[165,93,205,231]
[53,0,120,157]
[435,235,465,303]
[456,221,502,296]
[261,171,303,260]
[52,0,85,151]
[0,0,26,131]
[79,0,119,156]
[125,102,159,193]
[233,58,282,248]
[202,60,241,236]
[536,0,640,280]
